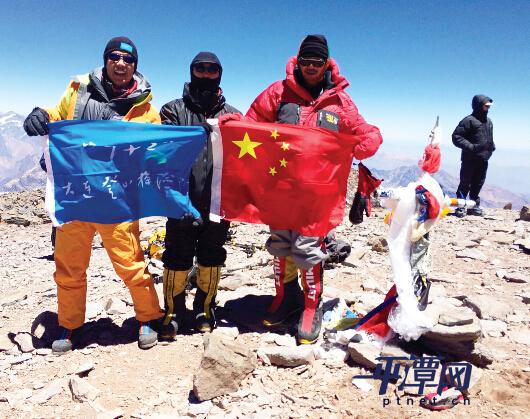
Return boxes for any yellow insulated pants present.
[54,220,163,329]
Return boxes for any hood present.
[471,94,492,120]
[285,56,349,101]
[88,67,152,105]
[472,94,492,111]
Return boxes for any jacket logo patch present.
[325,113,338,125]
[317,110,340,132]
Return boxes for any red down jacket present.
[246,56,382,160]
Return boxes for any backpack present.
[324,232,351,264]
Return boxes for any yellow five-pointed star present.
[270,129,280,140]
[280,142,290,151]
[233,132,262,159]
[269,167,277,176]
[279,158,288,167]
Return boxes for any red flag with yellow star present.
[209,119,359,236]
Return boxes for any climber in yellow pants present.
[22,37,164,353]
[54,221,162,332]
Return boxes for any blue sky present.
[1,1,529,165]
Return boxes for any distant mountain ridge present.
[370,165,527,209]
[0,111,44,192]
[0,110,528,206]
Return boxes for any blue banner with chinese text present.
[45,120,206,226]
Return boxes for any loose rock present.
[104,297,127,315]
[193,334,257,401]
[0,291,27,307]
[463,295,513,320]
[273,334,297,347]
[7,353,32,365]
[211,326,240,341]
[519,205,530,221]
[14,332,35,353]
[187,400,213,416]
[485,232,514,245]
[480,319,507,338]
[28,379,63,404]
[69,376,100,402]
[369,237,388,253]
[75,361,96,376]
[218,276,244,291]
[456,248,487,262]
[503,272,528,284]
[352,378,374,392]
[259,345,315,367]
[347,342,381,369]
[423,317,481,343]
[2,215,31,226]
[438,306,476,327]
[380,344,413,365]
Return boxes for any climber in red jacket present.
[245,34,383,344]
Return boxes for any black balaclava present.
[471,94,493,121]
[189,52,222,110]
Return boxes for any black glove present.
[349,191,369,225]
[39,154,47,172]
[179,213,204,228]
[23,107,49,136]
[472,141,488,152]
[198,122,212,135]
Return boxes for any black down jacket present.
[159,83,240,215]
[452,95,495,161]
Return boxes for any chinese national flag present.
[209,120,359,236]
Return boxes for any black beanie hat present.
[103,36,138,66]
[190,52,223,78]
[298,34,329,60]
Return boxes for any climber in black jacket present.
[452,94,495,217]
[158,52,241,338]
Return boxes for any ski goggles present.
[298,57,327,68]
[193,64,220,74]
[107,52,136,64]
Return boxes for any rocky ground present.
[0,188,529,418]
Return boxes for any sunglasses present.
[298,57,326,68]
[194,64,220,74]
[108,52,136,64]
